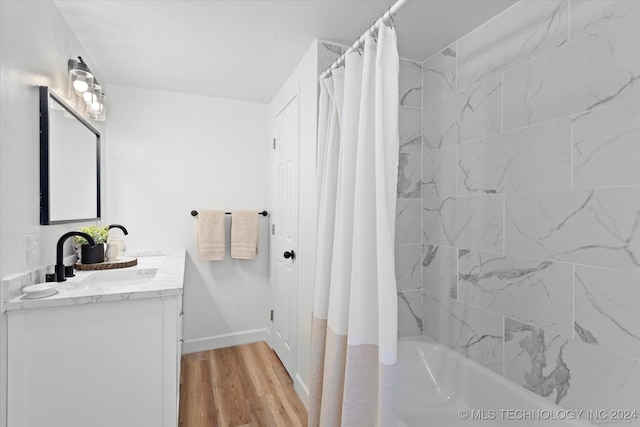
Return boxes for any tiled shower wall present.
[397,0,640,418]
[396,56,425,336]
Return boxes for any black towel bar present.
[191,210,268,217]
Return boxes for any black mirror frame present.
[39,86,101,225]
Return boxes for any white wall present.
[0,2,107,425]
[269,40,321,405]
[105,85,271,351]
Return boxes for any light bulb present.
[73,79,88,93]
[83,92,93,103]
[91,101,102,112]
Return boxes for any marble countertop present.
[3,248,185,312]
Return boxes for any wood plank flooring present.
[179,341,308,427]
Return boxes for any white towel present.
[230,210,258,259]
[197,210,225,261]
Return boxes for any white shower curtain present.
[310,24,399,427]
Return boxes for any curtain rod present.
[320,0,408,79]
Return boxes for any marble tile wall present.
[397,58,424,338]
[417,0,640,420]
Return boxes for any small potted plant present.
[74,226,109,264]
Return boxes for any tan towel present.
[197,210,225,261]
[230,210,258,259]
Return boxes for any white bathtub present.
[396,337,592,427]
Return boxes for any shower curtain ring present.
[369,24,379,41]
[385,9,396,28]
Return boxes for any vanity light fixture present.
[67,56,106,121]
[85,83,106,121]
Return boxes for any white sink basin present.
[78,268,158,288]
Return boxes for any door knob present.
[283,250,296,260]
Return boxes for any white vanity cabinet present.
[7,295,183,427]
[4,249,186,427]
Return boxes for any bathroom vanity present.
[3,249,185,427]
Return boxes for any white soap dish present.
[23,283,57,299]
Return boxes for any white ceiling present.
[54,0,517,104]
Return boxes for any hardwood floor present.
[179,341,308,427]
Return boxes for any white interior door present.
[271,95,299,378]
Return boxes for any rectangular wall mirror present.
[40,86,101,225]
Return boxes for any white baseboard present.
[294,374,309,408]
[182,328,269,354]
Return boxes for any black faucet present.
[108,224,129,235]
[56,231,96,282]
